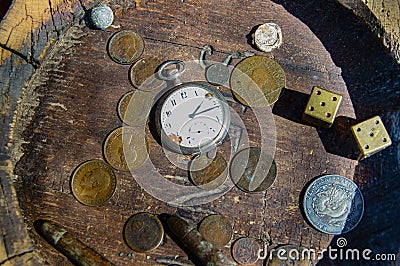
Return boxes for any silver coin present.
[90,5,114,30]
[303,174,364,235]
[254,23,282,52]
[206,63,230,85]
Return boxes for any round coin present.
[71,159,116,206]
[189,153,228,190]
[230,56,286,106]
[198,214,233,248]
[129,56,164,91]
[254,23,282,52]
[90,5,114,30]
[117,90,153,126]
[108,30,144,64]
[231,237,260,265]
[266,245,314,266]
[303,174,364,235]
[103,127,148,171]
[230,147,277,193]
[206,63,230,86]
[123,212,164,253]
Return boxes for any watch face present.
[160,83,228,152]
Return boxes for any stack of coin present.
[230,55,286,106]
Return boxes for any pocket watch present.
[154,60,231,155]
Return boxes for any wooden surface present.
[0,0,399,266]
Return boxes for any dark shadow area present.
[272,88,310,125]
[270,0,400,265]
[0,0,12,21]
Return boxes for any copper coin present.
[123,212,164,253]
[103,127,148,171]
[230,147,277,193]
[198,214,233,248]
[230,56,286,106]
[266,245,314,266]
[129,56,164,91]
[189,153,228,190]
[108,30,144,64]
[117,90,153,126]
[231,237,260,265]
[71,159,116,206]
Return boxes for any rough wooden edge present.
[337,0,400,63]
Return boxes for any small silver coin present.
[206,64,230,85]
[90,5,114,30]
[254,23,282,52]
[303,174,364,235]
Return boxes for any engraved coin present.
[71,159,116,206]
[108,30,144,64]
[123,212,164,253]
[254,23,282,52]
[117,90,153,126]
[129,56,164,91]
[230,56,286,106]
[231,237,260,265]
[90,5,114,30]
[266,245,314,266]
[206,63,230,86]
[189,153,228,190]
[303,174,364,235]
[198,214,233,248]
[230,147,277,193]
[103,127,148,171]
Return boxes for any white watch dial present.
[160,86,225,148]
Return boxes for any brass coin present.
[71,159,116,206]
[230,55,286,107]
[231,237,260,265]
[198,214,233,248]
[123,212,164,253]
[108,30,144,64]
[266,245,314,266]
[129,56,164,91]
[117,90,153,126]
[103,127,148,171]
[189,153,228,190]
[230,147,277,193]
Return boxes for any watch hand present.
[188,99,205,118]
[190,106,219,117]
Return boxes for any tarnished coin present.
[266,245,314,266]
[117,90,153,126]
[129,56,164,91]
[230,147,277,193]
[103,127,148,171]
[71,159,116,206]
[206,63,230,86]
[108,30,144,64]
[230,56,286,106]
[90,5,114,30]
[254,23,283,52]
[123,212,164,253]
[189,153,228,190]
[231,237,260,265]
[303,174,364,235]
[198,214,233,248]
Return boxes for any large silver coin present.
[303,174,364,235]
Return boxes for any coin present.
[117,90,153,126]
[266,245,314,266]
[129,56,164,91]
[254,23,282,52]
[71,159,116,206]
[230,56,286,106]
[123,212,164,253]
[189,153,228,190]
[303,174,364,235]
[90,5,114,30]
[230,147,277,193]
[108,30,144,64]
[198,214,233,248]
[231,237,260,265]
[206,63,230,86]
[103,127,148,171]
